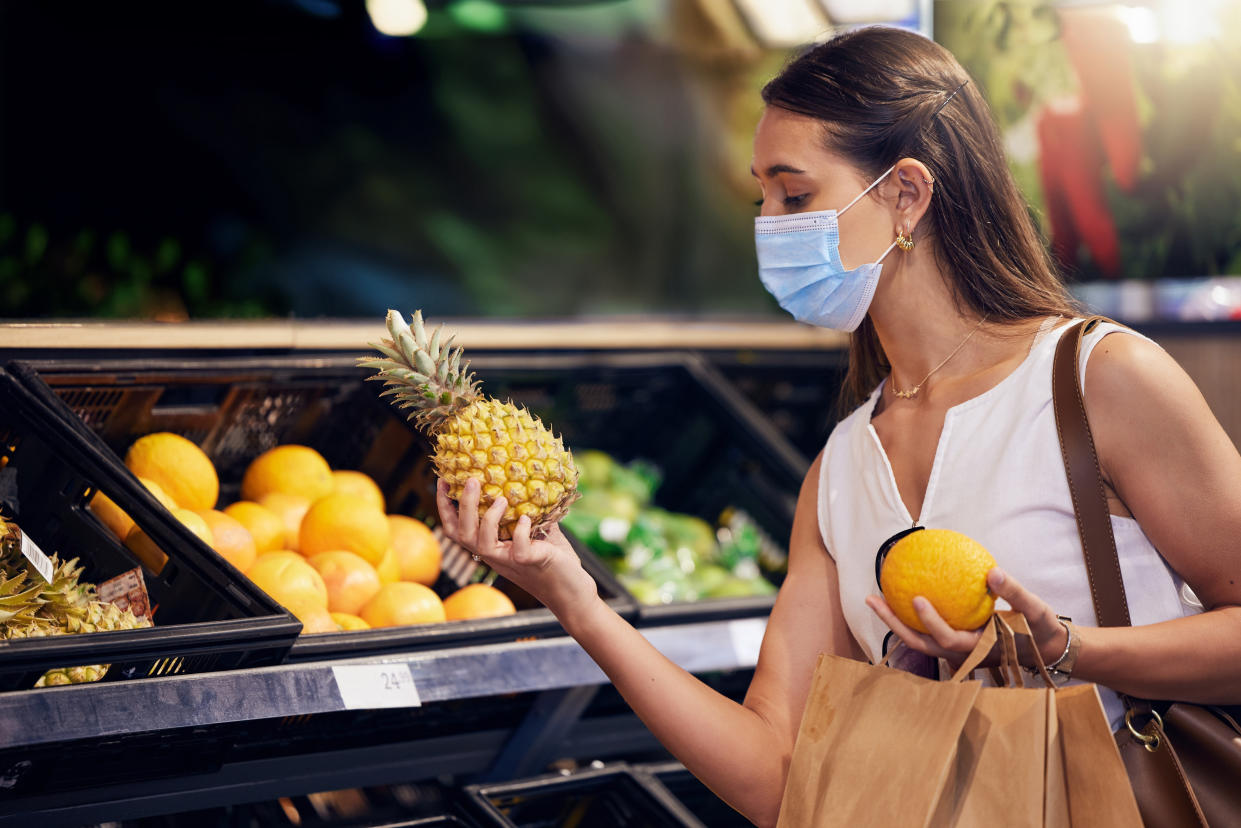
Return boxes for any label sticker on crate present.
[728,617,767,667]
[99,568,153,620]
[332,663,422,710]
[20,533,55,584]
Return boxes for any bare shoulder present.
[1083,330,1209,427]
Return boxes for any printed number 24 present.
[381,671,404,691]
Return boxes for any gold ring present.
[1124,708,1163,752]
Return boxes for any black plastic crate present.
[10,354,639,659]
[18,350,807,630]
[462,764,705,828]
[700,348,849,462]
[0,365,301,693]
[637,761,754,828]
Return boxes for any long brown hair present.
[761,26,1079,411]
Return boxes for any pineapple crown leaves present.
[358,309,482,434]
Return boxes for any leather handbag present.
[1052,317,1241,827]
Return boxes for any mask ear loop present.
[838,163,896,216]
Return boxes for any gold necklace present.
[891,316,988,400]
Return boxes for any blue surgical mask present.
[754,164,900,332]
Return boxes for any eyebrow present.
[749,163,808,178]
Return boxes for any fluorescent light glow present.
[1118,6,1158,44]
[366,0,428,37]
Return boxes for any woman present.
[438,26,1241,827]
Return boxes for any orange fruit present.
[443,583,517,621]
[332,470,385,512]
[331,612,371,631]
[359,582,446,628]
[258,492,312,550]
[375,547,400,584]
[246,551,329,610]
[387,515,441,585]
[879,528,997,633]
[288,599,337,634]
[194,509,258,573]
[307,551,382,615]
[125,432,219,510]
[241,445,334,503]
[224,501,285,554]
[124,508,214,573]
[299,493,390,565]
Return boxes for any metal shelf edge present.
[0,617,768,749]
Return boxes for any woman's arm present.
[870,332,1241,703]
[1073,331,1241,702]
[440,452,859,828]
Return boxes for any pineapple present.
[360,310,579,540]
[0,519,150,686]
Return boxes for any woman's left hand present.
[865,567,1071,669]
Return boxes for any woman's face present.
[751,106,899,270]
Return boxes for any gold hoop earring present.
[896,232,915,251]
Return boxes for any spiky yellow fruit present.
[360,310,578,540]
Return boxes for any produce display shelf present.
[0,617,767,750]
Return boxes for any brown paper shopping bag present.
[935,611,1069,828]
[778,612,1071,828]
[775,652,982,827]
[1056,684,1143,827]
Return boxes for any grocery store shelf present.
[0,618,767,749]
[0,317,847,353]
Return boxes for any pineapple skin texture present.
[433,398,578,539]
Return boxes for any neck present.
[869,257,992,397]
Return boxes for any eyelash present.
[754,194,810,207]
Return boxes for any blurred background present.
[0,0,1237,322]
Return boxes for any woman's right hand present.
[437,477,599,622]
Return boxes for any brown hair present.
[761,26,1078,411]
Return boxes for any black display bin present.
[638,761,754,827]
[15,350,807,631]
[9,354,638,659]
[462,764,705,828]
[0,365,301,693]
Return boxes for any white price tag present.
[20,533,55,584]
[728,617,767,667]
[332,663,422,710]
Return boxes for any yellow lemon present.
[879,528,997,633]
[387,515,442,586]
[125,432,219,510]
[330,612,371,631]
[299,493,390,565]
[241,445,334,503]
[331,470,385,512]
[224,501,286,554]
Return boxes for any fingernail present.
[913,596,929,611]
[989,569,1006,587]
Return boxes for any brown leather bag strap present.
[1051,317,1132,628]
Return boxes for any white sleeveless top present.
[817,318,1200,727]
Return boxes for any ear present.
[890,158,935,237]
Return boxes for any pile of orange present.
[91,434,514,634]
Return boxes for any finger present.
[987,568,1066,662]
[477,495,507,560]
[865,594,951,659]
[436,479,459,540]
[510,515,538,566]
[457,478,482,547]
[912,596,982,653]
